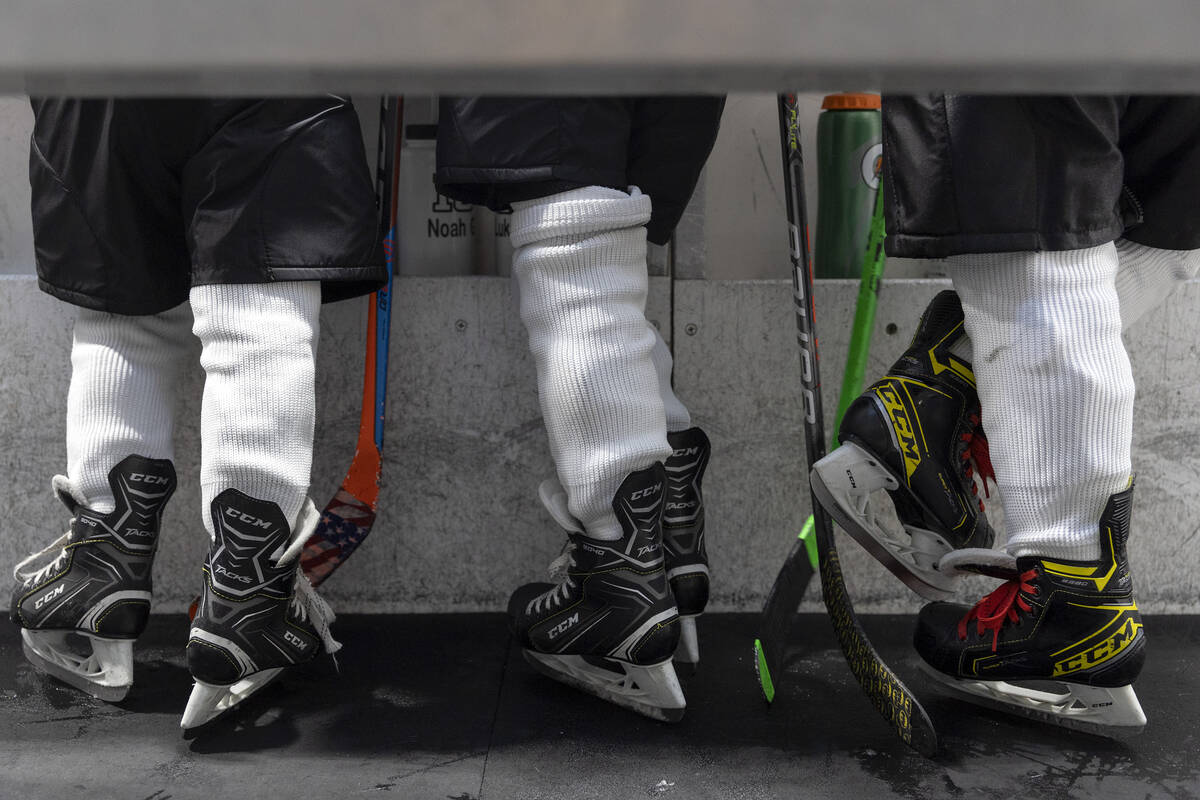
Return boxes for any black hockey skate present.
[10,455,176,701]
[182,490,339,730]
[663,427,710,666]
[810,290,1002,600]
[509,464,685,722]
[915,484,1146,737]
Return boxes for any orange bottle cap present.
[821,93,881,110]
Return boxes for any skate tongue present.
[938,548,1018,580]
[538,478,584,534]
[274,498,321,566]
[51,474,86,514]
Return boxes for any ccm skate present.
[810,290,1005,599]
[10,455,176,701]
[915,483,1146,737]
[509,464,685,721]
[182,491,339,729]
[662,427,710,665]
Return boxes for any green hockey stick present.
[832,182,886,443]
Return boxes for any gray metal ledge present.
[6,0,1200,95]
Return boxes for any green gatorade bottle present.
[815,93,882,278]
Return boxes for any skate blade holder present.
[811,443,959,601]
[917,662,1146,738]
[524,650,686,723]
[21,629,134,702]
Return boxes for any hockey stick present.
[753,107,887,703]
[300,95,402,587]
[831,183,886,443]
[755,93,937,756]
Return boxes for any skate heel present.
[812,443,956,600]
[93,593,153,638]
[180,667,285,730]
[667,566,710,617]
[21,630,134,702]
[675,616,700,666]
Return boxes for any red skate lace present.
[957,568,1039,652]
[959,412,996,512]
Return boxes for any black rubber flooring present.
[2,614,1197,799]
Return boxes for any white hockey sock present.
[66,303,193,512]
[191,282,320,537]
[511,186,670,541]
[950,244,1133,561]
[1114,239,1200,329]
[651,326,693,433]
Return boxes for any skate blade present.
[917,661,1146,738]
[811,444,956,601]
[180,668,284,730]
[523,650,686,722]
[21,629,133,702]
[674,616,700,668]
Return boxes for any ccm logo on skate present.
[129,473,171,486]
[547,612,580,640]
[283,630,309,650]
[630,483,663,501]
[34,584,65,609]
[1053,617,1143,676]
[212,564,254,584]
[671,446,701,458]
[223,508,274,529]
[877,386,921,477]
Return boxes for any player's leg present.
[176,97,383,728]
[12,98,192,700]
[436,96,720,713]
[879,95,1146,733]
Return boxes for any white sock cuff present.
[510,186,652,247]
[1115,239,1200,330]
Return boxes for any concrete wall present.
[0,94,1196,616]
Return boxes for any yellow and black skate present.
[914,483,1146,737]
[810,290,1000,599]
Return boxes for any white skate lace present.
[12,531,72,586]
[271,497,342,658]
[526,543,578,616]
[290,570,342,657]
[525,477,586,616]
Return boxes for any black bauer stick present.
[756,93,937,756]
